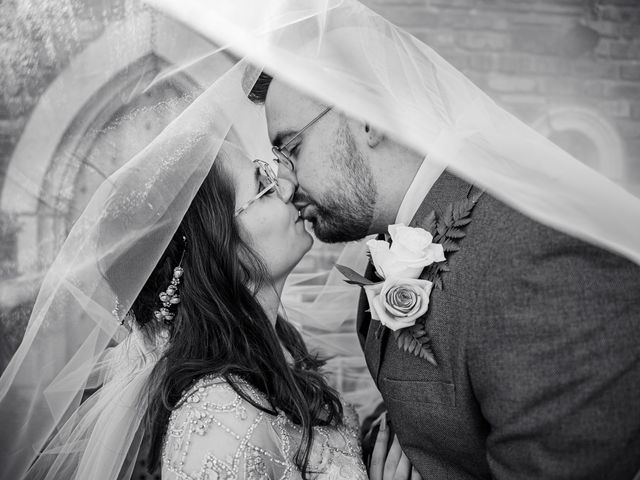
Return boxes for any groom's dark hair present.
[246,69,273,104]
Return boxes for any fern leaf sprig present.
[394,324,437,366]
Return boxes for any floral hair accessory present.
[154,237,186,324]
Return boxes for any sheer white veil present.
[146,0,640,265]
[0,57,266,478]
[1,0,640,479]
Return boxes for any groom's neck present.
[369,147,424,233]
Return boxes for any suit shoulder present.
[471,191,634,269]
[466,191,640,328]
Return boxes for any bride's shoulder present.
[174,374,268,408]
[176,375,239,407]
[163,375,281,479]
[168,375,271,433]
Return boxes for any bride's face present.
[226,150,313,281]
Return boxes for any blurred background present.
[0,0,639,418]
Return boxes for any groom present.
[248,72,640,479]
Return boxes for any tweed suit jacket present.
[357,170,640,479]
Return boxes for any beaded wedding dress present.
[162,376,367,480]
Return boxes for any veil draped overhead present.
[1,0,639,479]
[147,0,640,265]
[0,53,270,477]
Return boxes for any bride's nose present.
[277,176,296,203]
[276,166,297,203]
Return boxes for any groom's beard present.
[300,124,376,243]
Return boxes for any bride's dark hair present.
[107,149,343,476]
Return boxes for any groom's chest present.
[370,266,470,399]
[362,228,481,386]
[361,228,492,466]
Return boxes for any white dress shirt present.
[395,157,444,225]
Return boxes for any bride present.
[105,143,364,479]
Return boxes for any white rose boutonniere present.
[336,191,484,366]
[364,278,433,331]
[361,225,444,332]
[367,225,445,280]
[337,224,444,334]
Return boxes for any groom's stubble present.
[299,120,376,243]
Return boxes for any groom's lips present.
[300,205,315,222]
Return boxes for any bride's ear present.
[364,123,384,148]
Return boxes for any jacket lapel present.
[356,265,373,346]
[410,170,474,229]
[358,170,475,380]
[356,235,386,381]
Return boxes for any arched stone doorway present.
[1,10,246,278]
[39,54,202,268]
[0,10,248,367]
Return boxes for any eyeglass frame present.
[234,159,279,217]
[271,106,332,172]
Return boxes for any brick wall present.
[298,0,640,276]
[361,0,640,180]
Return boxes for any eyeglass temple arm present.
[234,179,278,217]
[281,106,332,149]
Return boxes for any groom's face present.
[264,80,376,243]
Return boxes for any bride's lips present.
[294,205,306,224]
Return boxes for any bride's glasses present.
[272,106,332,172]
[234,159,279,217]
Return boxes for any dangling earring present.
[154,236,186,324]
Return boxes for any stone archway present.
[37,54,201,267]
[0,8,269,314]
[0,9,252,277]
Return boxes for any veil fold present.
[147,0,640,266]
[0,59,263,479]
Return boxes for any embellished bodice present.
[162,375,367,479]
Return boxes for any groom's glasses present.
[272,106,332,172]
[234,159,279,217]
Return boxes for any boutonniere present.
[337,191,482,366]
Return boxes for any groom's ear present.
[364,123,384,148]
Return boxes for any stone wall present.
[0,0,130,182]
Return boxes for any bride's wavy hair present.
[105,148,343,476]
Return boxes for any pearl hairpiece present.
[154,236,186,323]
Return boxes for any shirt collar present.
[395,157,443,225]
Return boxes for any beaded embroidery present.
[162,375,366,480]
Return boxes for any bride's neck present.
[255,278,296,365]
[255,277,285,327]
